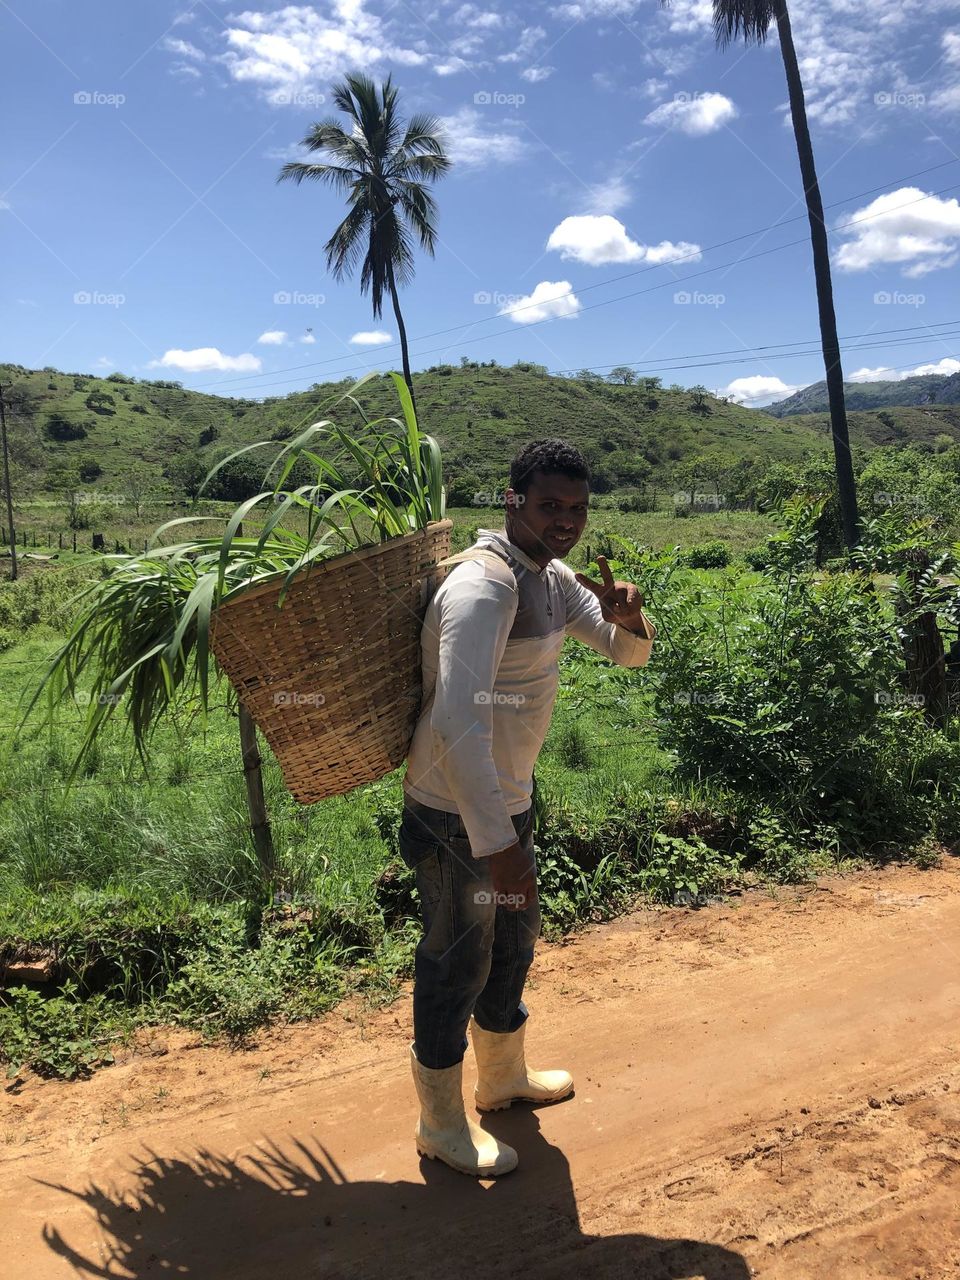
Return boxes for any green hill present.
[767,371,960,417]
[4,360,957,503]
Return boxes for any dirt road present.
[3,861,959,1279]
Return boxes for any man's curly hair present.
[508,439,591,497]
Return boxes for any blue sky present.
[4,0,960,405]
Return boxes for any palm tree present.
[661,0,859,549]
[278,74,450,415]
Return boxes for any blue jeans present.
[398,793,541,1070]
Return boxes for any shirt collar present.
[476,527,548,576]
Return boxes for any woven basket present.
[209,519,453,803]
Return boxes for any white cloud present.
[644,91,738,135]
[163,37,205,60]
[453,5,503,29]
[546,214,701,267]
[521,65,555,82]
[723,375,801,405]
[849,357,960,381]
[640,77,669,99]
[92,356,114,369]
[149,348,262,373]
[350,330,393,345]
[300,332,316,344]
[579,176,632,215]
[440,108,526,167]
[944,30,960,65]
[848,366,898,382]
[498,281,580,324]
[258,330,287,345]
[834,187,960,277]
[912,357,960,376]
[930,82,960,113]
[662,0,712,34]
[217,3,426,102]
[497,24,545,64]
[434,56,470,76]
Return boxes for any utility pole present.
[0,386,18,581]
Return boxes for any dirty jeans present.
[398,792,541,1070]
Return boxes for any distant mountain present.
[767,371,960,417]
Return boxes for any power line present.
[11,318,960,420]
[184,163,960,393]
[13,322,960,417]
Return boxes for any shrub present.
[45,414,88,442]
[682,540,730,569]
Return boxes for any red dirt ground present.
[3,860,959,1279]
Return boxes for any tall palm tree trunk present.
[387,261,418,421]
[775,0,859,549]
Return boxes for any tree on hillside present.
[121,464,158,519]
[660,0,858,548]
[278,74,451,414]
[608,366,637,384]
[85,390,116,414]
[163,451,208,502]
[690,384,710,413]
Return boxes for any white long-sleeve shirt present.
[403,527,656,857]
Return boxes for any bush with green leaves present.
[612,497,960,851]
[682,539,730,569]
[1,980,119,1080]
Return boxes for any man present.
[399,438,656,1177]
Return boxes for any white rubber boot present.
[471,1018,575,1112]
[410,1043,518,1177]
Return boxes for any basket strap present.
[436,548,513,570]
[436,546,519,589]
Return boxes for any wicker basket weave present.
[209,519,453,803]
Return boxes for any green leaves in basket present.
[17,372,447,782]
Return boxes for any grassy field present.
[1,499,955,1082]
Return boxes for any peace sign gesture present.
[574,555,650,635]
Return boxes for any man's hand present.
[488,839,537,913]
[575,555,650,636]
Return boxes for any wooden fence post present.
[234,519,278,893]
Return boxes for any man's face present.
[505,469,590,566]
